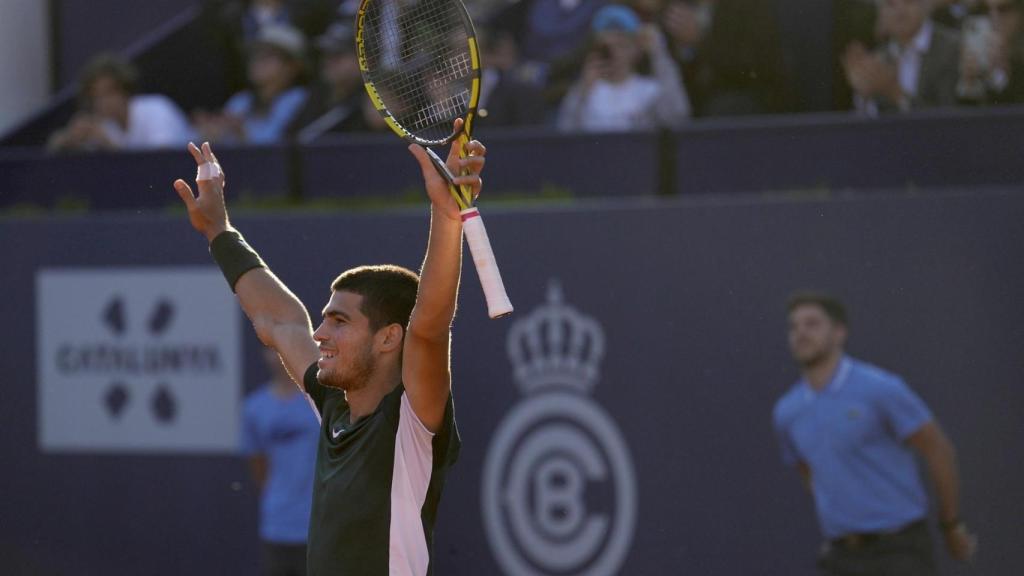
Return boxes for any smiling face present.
[313,290,378,391]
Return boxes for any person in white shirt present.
[48,54,194,152]
[842,0,961,114]
[557,4,691,132]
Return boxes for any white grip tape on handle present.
[460,208,513,318]
[196,162,222,181]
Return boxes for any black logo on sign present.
[99,296,178,423]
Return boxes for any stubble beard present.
[795,338,837,371]
[318,344,377,392]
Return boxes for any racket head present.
[356,0,481,146]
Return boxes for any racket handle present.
[460,207,513,318]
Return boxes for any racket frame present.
[355,0,512,318]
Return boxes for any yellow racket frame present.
[356,1,481,209]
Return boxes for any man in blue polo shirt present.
[773,292,977,575]
[242,349,321,576]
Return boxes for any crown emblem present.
[507,281,605,393]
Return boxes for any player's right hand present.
[174,141,230,242]
[944,523,978,562]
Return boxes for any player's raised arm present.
[402,133,486,432]
[173,141,318,388]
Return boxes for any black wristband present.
[209,230,266,292]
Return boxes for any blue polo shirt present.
[224,86,308,144]
[772,356,933,539]
[241,385,320,544]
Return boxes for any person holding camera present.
[556,5,691,132]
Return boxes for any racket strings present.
[361,0,474,143]
[430,52,472,88]
[410,90,470,132]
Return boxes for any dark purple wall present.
[2,190,1021,574]
[53,0,200,88]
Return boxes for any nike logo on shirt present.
[332,426,345,439]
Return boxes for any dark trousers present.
[817,520,937,576]
[262,542,307,576]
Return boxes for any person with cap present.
[194,24,310,145]
[290,21,386,141]
[556,4,690,132]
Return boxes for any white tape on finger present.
[461,208,513,318]
[196,162,222,181]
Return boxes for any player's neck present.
[803,350,843,391]
[344,362,402,423]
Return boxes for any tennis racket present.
[356,0,513,319]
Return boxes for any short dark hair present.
[331,265,420,331]
[79,53,139,97]
[786,291,848,326]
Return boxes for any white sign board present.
[36,268,241,453]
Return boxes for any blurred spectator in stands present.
[958,0,1024,103]
[696,0,794,116]
[242,0,292,40]
[492,0,609,68]
[210,0,336,41]
[194,25,310,145]
[47,54,193,152]
[932,0,981,29]
[659,0,715,116]
[204,0,336,95]
[843,0,961,114]
[833,0,880,110]
[487,0,610,108]
[475,25,549,128]
[290,21,380,141]
[242,348,320,576]
[557,5,690,132]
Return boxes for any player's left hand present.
[407,118,486,222]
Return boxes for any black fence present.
[4,109,1024,213]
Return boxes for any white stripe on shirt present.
[388,393,436,575]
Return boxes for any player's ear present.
[377,323,404,353]
[835,323,848,347]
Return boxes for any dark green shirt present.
[303,363,460,575]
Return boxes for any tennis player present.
[172,133,486,576]
[773,292,977,576]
